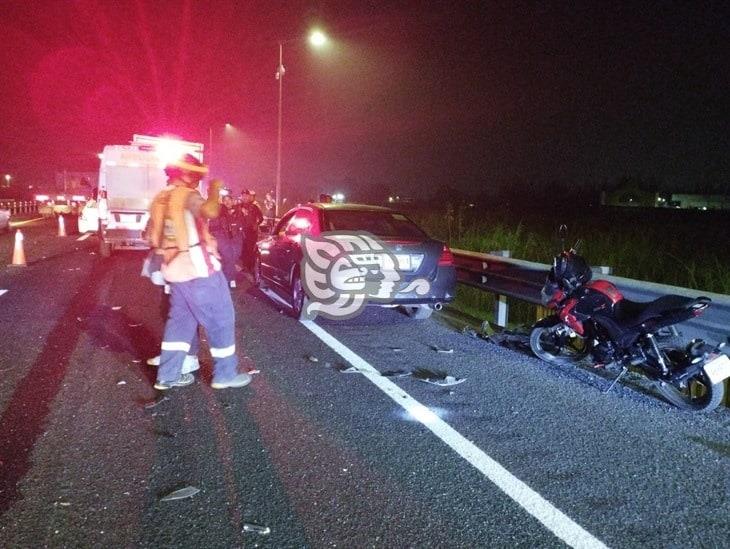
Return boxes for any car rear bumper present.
[387,265,456,305]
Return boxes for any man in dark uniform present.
[209,193,244,288]
[239,189,263,274]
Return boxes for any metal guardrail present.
[0,201,38,215]
[452,248,730,345]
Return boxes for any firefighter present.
[149,154,251,390]
[239,189,263,273]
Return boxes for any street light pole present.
[275,42,285,217]
[274,30,327,217]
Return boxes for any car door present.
[260,211,295,287]
[270,208,318,287]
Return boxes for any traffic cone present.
[58,215,66,237]
[10,229,27,267]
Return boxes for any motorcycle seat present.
[614,294,708,326]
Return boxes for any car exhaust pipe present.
[433,302,443,311]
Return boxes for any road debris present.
[381,369,411,378]
[128,323,142,327]
[111,306,122,311]
[412,367,466,386]
[153,429,175,438]
[159,486,200,502]
[116,380,127,386]
[242,523,271,535]
[431,345,454,354]
[305,355,319,363]
[143,395,169,409]
[389,346,404,352]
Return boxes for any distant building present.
[668,194,730,210]
[602,187,730,210]
[600,186,657,208]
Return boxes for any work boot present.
[211,372,252,390]
[147,355,160,366]
[154,373,195,391]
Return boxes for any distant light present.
[56,195,65,200]
[4,174,11,182]
[72,195,86,201]
[702,206,708,210]
[309,29,328,47]
[225,123,233,129]
[35,194,49,201]
[388,196,394,203]
[332,192,345,203]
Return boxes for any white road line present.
[76,233,92,241]
[0,289,8,297]
[301,320,608,549]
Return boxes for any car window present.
[322,210,426,239]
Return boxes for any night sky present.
[1,1,728,201]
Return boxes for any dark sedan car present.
[254,203,456,320]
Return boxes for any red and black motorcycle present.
[530,236,730,412]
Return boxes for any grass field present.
[412,205,730,326]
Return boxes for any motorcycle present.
[530,229,730,412]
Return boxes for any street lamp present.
[4,174,10,188]
[275,29,329,216]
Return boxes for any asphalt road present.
[0,218,728,548]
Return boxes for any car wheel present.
[402,304,433,319]
[290,270,313,320]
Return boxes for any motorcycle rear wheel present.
[529,325,590,364]
[655,369,725,412]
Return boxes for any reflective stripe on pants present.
[157,271,237,384]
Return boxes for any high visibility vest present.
[149,184,220,283]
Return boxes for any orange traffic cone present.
[58,215,66,237]
[10,229,27,267]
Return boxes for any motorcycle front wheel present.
[529,325,590,364]
[655,367,725,412]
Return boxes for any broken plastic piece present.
[159,486,200,502]
[242,523,271,535]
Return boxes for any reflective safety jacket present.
[149,184,220,283]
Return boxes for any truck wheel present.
[99,239,111,258]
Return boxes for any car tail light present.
[438,245,454,266]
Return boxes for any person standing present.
[239,189,263,273]
[263,191,276,232]
[208,193,244,288]
[149,154,251,390]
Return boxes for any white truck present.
[96,135,204,256]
